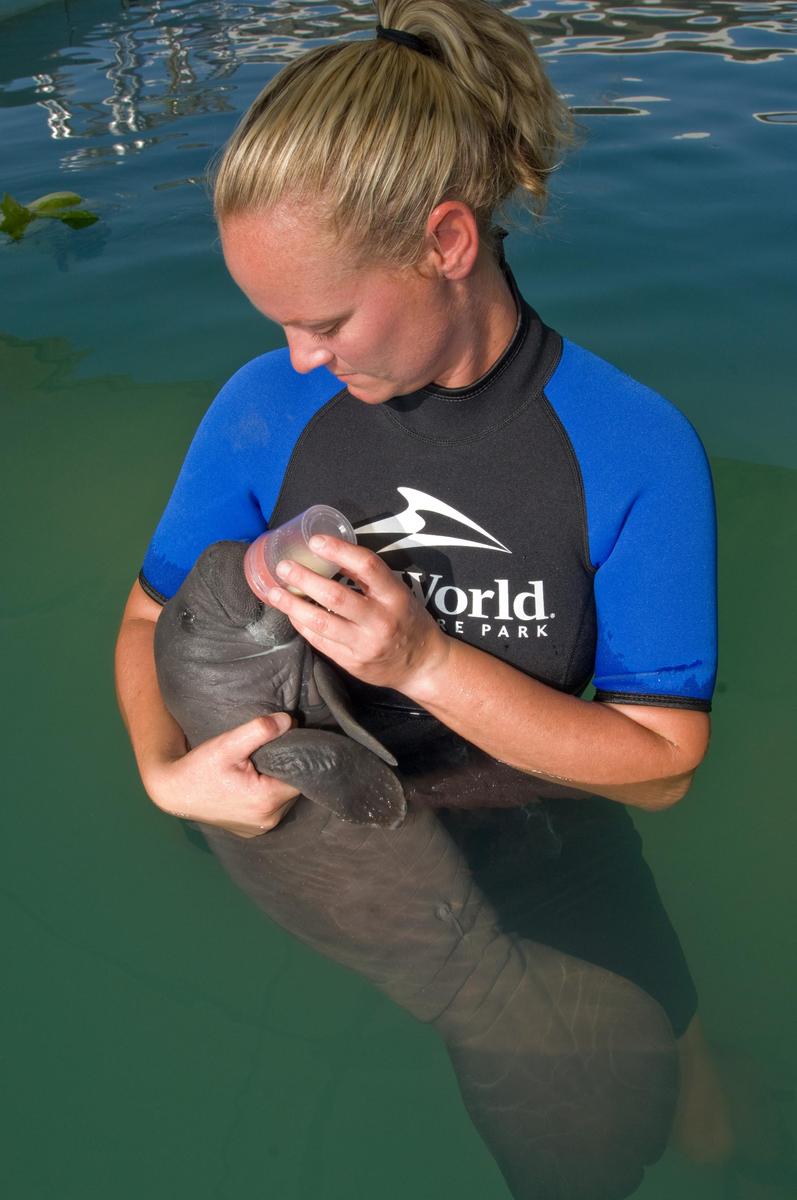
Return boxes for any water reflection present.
[571,103,650,113]
[528,0,797,63]
[1,0,795,169]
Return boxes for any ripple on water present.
[2,1,796,154]
[571,104,650,115]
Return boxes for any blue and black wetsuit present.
[140,269,716,1038]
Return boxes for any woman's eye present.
[312,323,341,342]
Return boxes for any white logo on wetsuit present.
[354,488,553,641]
[355,487,511,555]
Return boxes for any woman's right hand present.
[143,713,301,838]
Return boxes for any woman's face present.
[220,205,461,405]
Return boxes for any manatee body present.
[154,540,678,1200]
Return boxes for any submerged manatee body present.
[155,540,678,1200]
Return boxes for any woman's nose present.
[285,329,334,374]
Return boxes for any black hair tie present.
[376,24,436,58]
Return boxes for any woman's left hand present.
[265,535,449,695]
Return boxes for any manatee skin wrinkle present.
[154,540,678,1200]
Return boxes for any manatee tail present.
[433,936,677,1200]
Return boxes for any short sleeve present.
[590,418,716,710]
[545,339,717,711]
[140,350,341,602]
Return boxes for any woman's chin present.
[342,377,392,404]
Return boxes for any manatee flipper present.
[252,728,407,828]
[311,657,398,767]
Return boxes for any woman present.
[115,1,729,1194]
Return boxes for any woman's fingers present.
[291,534,397,600]
[265,537,447,690]
[274,556,370,615]
[268,582,356,650]
[268,540,410,649]
[155,713,300,836]
[214,711,294,762]
[213,791,298,838]
[268,562,390,656]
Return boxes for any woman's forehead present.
[222,213,355,309]
[221,205,347,270]
[220,208,374,320]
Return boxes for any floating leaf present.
[1,193,34,240]
[59,210,99,230]
[2,193,28,220]
[28,191,82,214]
[1,190,99,240]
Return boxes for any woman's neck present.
[431,252,519,390]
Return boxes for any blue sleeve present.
[546,340,717,710]
[140,350,341,601]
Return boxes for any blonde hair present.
[213,0,573,264]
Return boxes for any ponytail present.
[213,0,573,263]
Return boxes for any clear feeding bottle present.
[243,505,357,602]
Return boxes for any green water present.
[3,330,795,1198]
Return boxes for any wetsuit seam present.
[562,593,596,690]
[595,689,712,712]
[264,387,349,522]
[138,569,167,605]
[538,382,597,579]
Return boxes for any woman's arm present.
[404,634,710,811]
[115,582,191,779]
[267,539,709,812]
[115,580,300,836]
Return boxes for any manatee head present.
[167,540,294,650]
[155,539,306,738]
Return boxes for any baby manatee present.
[153,538,678,1200]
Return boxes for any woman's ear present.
[419,201,481,280]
